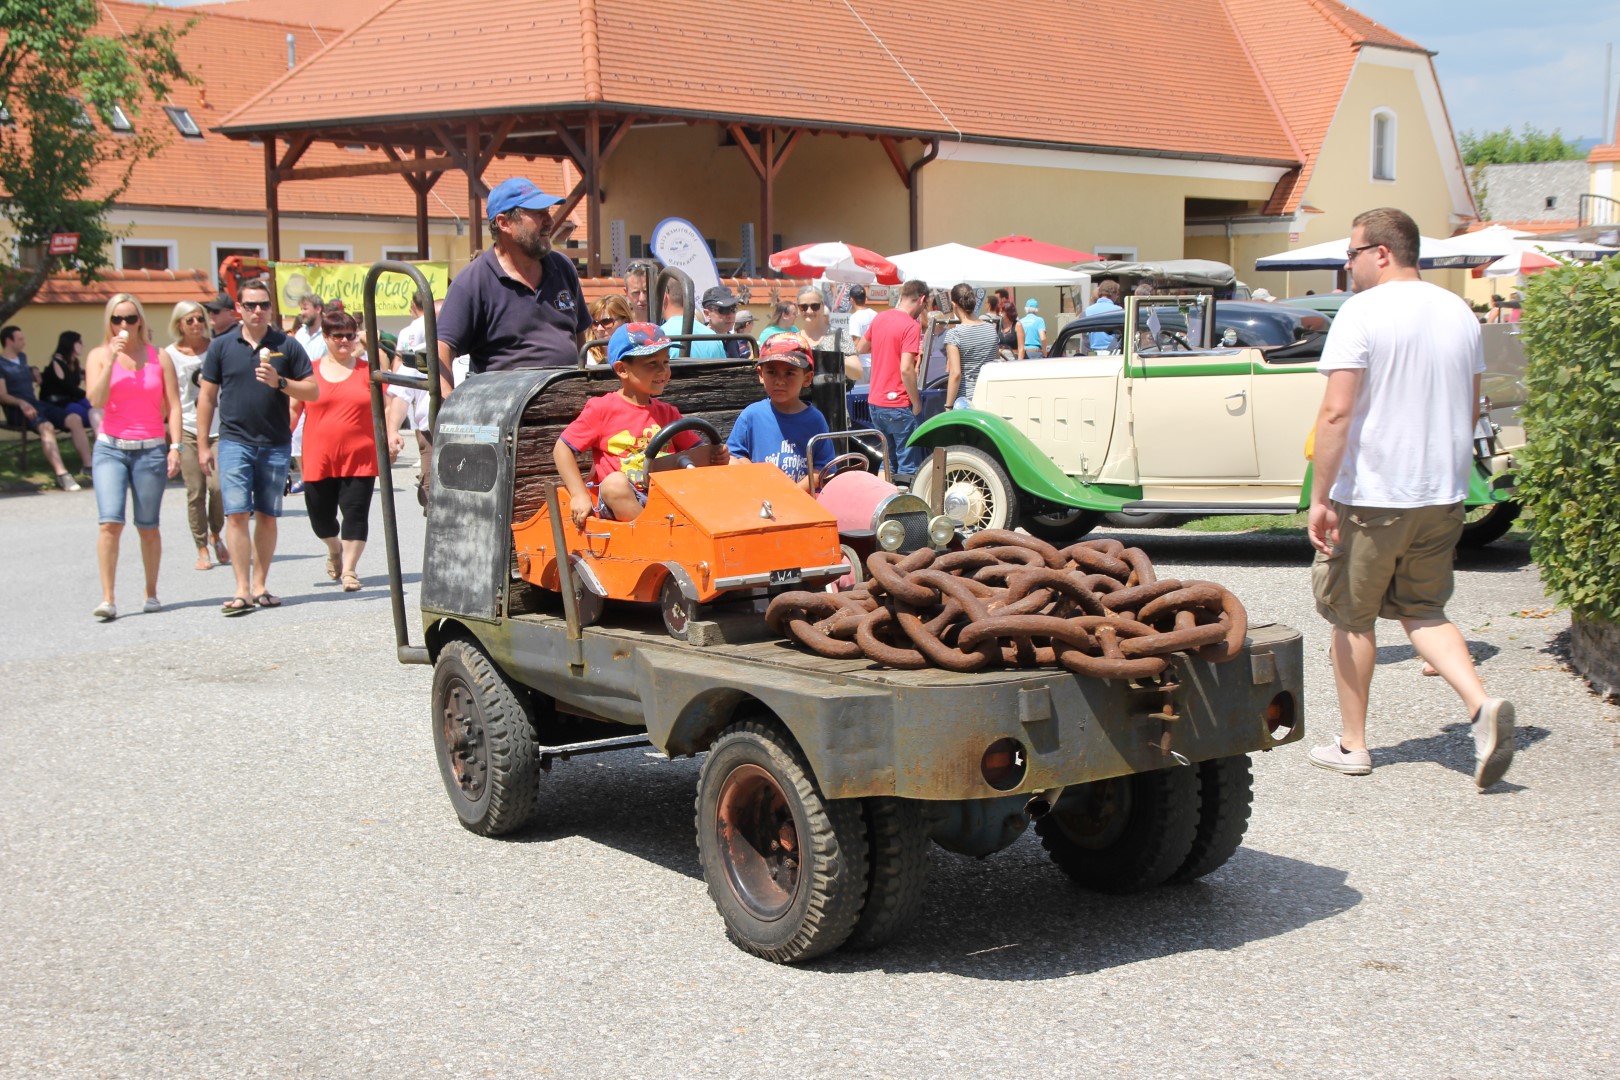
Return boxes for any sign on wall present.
[650,217,721,301]
[272,261,449,318]
[48,233,80,255]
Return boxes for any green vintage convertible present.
[907,296,1520,547]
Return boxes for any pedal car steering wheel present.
[643,416,725,473]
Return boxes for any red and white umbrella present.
[769,241,901,284]
[1482,250,1559,278]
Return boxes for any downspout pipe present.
[908,138,940,251]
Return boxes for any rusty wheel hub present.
[440,679,488,801]
[1051,776,1131,850]
[714,763,800,921]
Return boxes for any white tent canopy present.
[889,243,1090,287]
[1255,234,1456,271]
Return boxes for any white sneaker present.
[143,597,162,614]
[1308,739,1372,776]
[92,601,116,621]
[56,472,82,492]
[1471,699,1515,789]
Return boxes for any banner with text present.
[272,262,449,319]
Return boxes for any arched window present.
[1371,109,1397,182]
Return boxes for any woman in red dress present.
[289,304,389,592]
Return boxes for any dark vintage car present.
[1049,300,1329,358]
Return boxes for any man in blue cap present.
[435,177,591,390]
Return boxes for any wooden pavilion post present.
[585,113,602,277]
[727,124,801,271]
[263,136,281,261]
[465,122,484,256]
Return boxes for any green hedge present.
[1518,258,1620,622]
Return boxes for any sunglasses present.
[592,316,621,328]
[799,302,823,313]
[240,300,272,311]
[328,332,357,341]
[110,314,141,325]
[182,315,207,325]
[1345,243,1381,262]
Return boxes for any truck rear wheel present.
[1034,767,1199,894]
[695,720,869,963]
[431,639,541,837]
[844,797,929,951]
[1168,755,1254,884]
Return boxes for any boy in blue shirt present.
[726,336,832,492]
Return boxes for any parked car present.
[907,297,1519,547]
[1280,293,1350,319]
[1049,300,1329,358]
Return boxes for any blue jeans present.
[92,442,168,529]
[216,440,291,517]
[869,405,923,478]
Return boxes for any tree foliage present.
[1517,258,1620,622]
[1459,125,1585,166]
[0,1,190,323]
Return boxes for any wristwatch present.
[169,443,182,452]
[277,375,287,391]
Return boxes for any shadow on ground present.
[504,748,1360,980]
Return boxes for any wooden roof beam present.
[877,135,911,189]
[282,156,453,182]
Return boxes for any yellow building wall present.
[1239,55,1474,302]
[597,128,911,266]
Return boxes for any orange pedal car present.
[512,418,849,638]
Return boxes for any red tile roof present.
[221,0,1306,164]
[1460,220,1580,235]
[90,2,559,221]
[191,0,383,29]
[34,269,218,306]
[1589,144,1620,164]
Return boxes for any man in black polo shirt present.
[436,177,591,392]
[196,279,317,615]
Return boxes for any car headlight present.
[876,518,907,552]
[928,514,956,549]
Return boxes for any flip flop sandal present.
[325,554,340,580]
[215,540,232,565]
[253,592,282,608]
[222,597,254,616]
[341,572,362,592]
[195,553,213,570]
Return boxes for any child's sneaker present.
[1308,740,1372,776]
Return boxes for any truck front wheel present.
[695,720,870,963]
[431,639,541,837]
[1034,767,1199,894]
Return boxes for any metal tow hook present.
[1147,682,1191,767]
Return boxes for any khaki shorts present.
[1312,501,1463,633]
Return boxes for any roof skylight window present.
[164,105,203,139]
[105,103,133,133]
[70,98,94,129]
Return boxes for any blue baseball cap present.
[608,322,671,364]
[486,177,562,222]
[1025,298,1039,310]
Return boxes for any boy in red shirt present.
[553,323,725,525]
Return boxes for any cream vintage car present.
[907,296,1519,547]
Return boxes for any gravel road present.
[2,469,1615,1078]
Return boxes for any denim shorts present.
[93,441,169,529]
[216,439,291,517]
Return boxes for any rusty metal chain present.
[764,529,1247,681]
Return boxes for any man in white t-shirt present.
[1306,207,1513,789]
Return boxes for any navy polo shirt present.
[437,247,590,373]
[200,325,312,447]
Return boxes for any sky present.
[153,0,1620,144]
[1331,1,1620,143]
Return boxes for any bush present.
[1517,258,1620,622]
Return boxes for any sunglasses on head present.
[110,314,141,325]
[240,300,272,311]
[328,331,357,341]
[799,302,823,313]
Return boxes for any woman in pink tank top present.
[84,293,183,621]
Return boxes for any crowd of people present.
[4,174,1517,787]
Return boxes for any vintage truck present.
[909,295,1519,546]
[361,264,1307,964]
